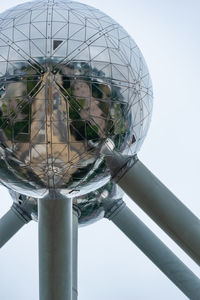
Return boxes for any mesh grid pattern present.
[0,0,153,198]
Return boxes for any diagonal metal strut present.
[104,147,200,266]
[105,200,200,300]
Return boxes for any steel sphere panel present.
[0,0,153,198]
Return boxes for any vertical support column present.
[72,208,79,300]
[38,192,72,300]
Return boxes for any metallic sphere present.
[0,0,153,198]
[9,182,124,226]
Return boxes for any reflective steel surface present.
[10,182,124,226]
[0,0,153,198]
[9,189,38,221]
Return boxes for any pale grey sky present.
[0,1,200,299]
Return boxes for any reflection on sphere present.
[0,0,153,198]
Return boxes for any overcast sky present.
[0,0,200,299]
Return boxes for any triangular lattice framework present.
[0,0,153,198]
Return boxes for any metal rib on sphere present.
[0,0,153,198]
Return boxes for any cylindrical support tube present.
[0,204,30,247]
[72,209,78,300]
[38,193,72,300]
[108,203,200,300]
[106,153,200,265]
